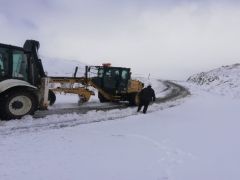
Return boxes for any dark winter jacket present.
[139,86,156,102]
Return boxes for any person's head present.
[147,84,152,88]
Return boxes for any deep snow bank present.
[187,63,240,98]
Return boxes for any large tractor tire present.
[128,92,140,106]
[98,92,110,103]
[48,90,56,106]
[0,90,37,120]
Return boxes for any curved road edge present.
[34,80,190,118]
[156,80,190,104]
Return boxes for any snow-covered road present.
[34,80,189,118]
[0,80,189,135]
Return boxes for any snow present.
[1,62,240,180]
[187,63,240,98]
[41,57,86,77]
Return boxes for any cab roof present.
[0,42,26,52]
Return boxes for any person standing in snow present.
[137,84,156,114]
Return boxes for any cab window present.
[105,69,112,77]
[0,48,8,78]
[98,68,104,78]
[121,70,128,80]
[12,51,28,81]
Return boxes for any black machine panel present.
[90,66,130,95]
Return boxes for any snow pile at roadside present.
[187,63,240,98]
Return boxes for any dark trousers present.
[137,100,150,114]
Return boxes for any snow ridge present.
[187,63,240,98]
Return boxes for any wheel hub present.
[11,101,24,109]
[9,95,32,116]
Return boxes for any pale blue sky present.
[1,0,240,79]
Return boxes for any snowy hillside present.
[187,63,240,98]
[41,57,86,77]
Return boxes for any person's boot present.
[137,106,142,112]
[143,106,148,114]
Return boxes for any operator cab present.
[90,65,131,95]
[0,44,28,81]
[0,40,45,86]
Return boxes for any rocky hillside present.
[187,63,240,98]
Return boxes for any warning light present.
[102,63,111,67]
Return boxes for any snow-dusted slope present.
[187,63,240,98]
[41,57,86,77]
